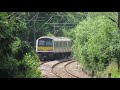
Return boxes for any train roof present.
[37,36,71,41]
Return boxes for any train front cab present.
[36,38,54,60]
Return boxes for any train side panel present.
[53,40,71,53]
[36,36,71,60]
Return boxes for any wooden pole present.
[91,70,94,77]
[108,73,111,78]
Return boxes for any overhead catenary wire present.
[26,12,40,24]
[33,12,39,48]
[39,12,56,30]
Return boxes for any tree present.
[0,12,41,78]
[65,12,119,75]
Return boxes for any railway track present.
[64,61,80,78]
[51,59,80,78]
[40,58,90,78]
[41,60,51,65]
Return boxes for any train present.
[36,36,72,60]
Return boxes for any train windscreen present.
[38,39,53,46]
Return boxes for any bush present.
[97,61,120,78]
[10,38,32,61]
[0,57,19,78]
[0,37,41,78]
[0,48,41,78]
[72,14,119,73]
[16,50,41,78]
[0,12,41,78]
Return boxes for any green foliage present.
[10,37,21,55]
[63,28,76,40]
[0,12,41,78]
[16,50,41,78]
[70,13,119,73]
[66,12,87,23]
[1,12,119,78]
[0,57,19,78]
[15,41,32,60]
[97,61,120,78]
[47,32,55,37]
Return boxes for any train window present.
[65,42,67,47]
[66,41,68,47]
[56,42,58,47]
[46,40,53,46]
[59,41,61,47]
[57,42,59,47]
[54,42,56,47]
[61,41,63,47]
[54,42,57,47]
[62,41,64,47]
[38,40,45,46]
[68,42,71,47]
[63,41,65,47]
[68,42,69,47]
[38,39,53,46]
[56,41,58,47]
